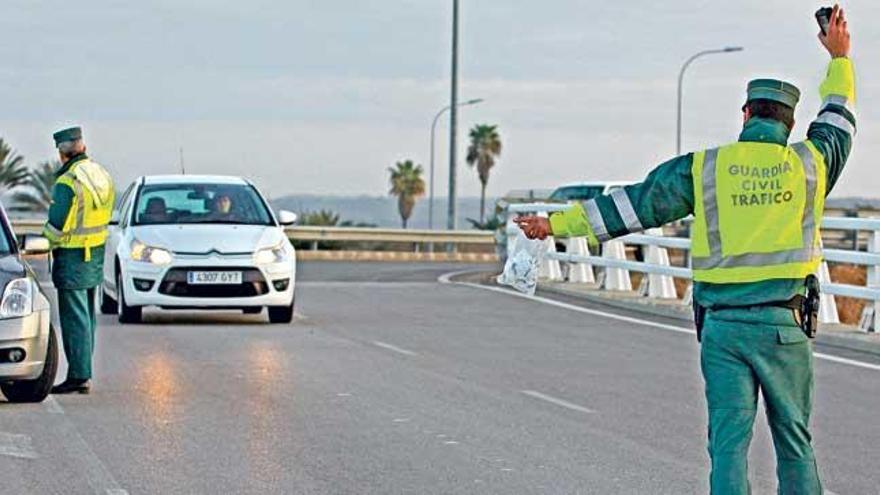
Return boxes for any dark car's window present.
[549,186,605,201]
[133,183,274,226]
[0,214,13,255]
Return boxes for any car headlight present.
[0,278,33,319]
[130,239,173,265]
[254,243,288,264]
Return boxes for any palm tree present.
[13,160,59,211]
[388,160,426,229]
[0,139,29,194]
[466,124,502,223]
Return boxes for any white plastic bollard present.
[601,240,632,291]
[537,212,563,281]
[644,228,678,299]
[566,236,595,284]
[862,230,880,332]
[816,260,840,325]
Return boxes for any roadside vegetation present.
[466,124,502,224]
[388,160,425,229]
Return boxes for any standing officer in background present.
[43,126,115,395]
[517,5,853,494]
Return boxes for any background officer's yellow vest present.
[45,160,115,260]
[690,141,827,284]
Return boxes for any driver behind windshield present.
[206,192,236,221]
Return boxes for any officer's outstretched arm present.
[548,154,696,245]
[806,5,855,195]
[41,182,74,246]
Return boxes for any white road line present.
[298,282,437,288]
[48,399,128,494]
[521,390,595,414]
[0,432,38,459]
[440,273,880,373]
[813,352,880,372]
[373,341,418,357]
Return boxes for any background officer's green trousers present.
[701,306,822,495]
[57,288,98,381]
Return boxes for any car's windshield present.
[549,186,605,201]
[133,183,274,226]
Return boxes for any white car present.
[101,175,297,323]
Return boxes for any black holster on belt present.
[692,275,820,342]
[693,300,707,342]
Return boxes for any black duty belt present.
[694,275,820,342]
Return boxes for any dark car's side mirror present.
[20,234,51,255]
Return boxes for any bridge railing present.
[506,202,880,332]
[9,220,496,254]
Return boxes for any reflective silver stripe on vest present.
[815,111,856,135]
[610,188,643,233]
[71,225,106,235]
[692,144,820,270]
[73,180,85,231]
[700,148,722,264]
[821,94,855,114]
[582,199,610,242]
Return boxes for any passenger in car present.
[141,197,168,224]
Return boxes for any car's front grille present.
[158,267,268,298]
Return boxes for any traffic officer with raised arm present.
[43,126,115,395]
[517,5,854,494]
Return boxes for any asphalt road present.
[1,261,878,494]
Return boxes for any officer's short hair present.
[745,99,795,130]
[57,139,85,156]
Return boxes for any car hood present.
[131,225,285,254]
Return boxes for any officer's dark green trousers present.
[701,306,822,495]
[57,288,98,381]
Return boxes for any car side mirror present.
[109,211,120,226]
[20,234,51,255]
[278,210,297,226]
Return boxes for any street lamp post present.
[429,98,483,229]
[447,0,460,232]
[676,46,743,155]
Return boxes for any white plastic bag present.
[497,229,545,295]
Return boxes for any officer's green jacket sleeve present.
[43,182,74,245]
[805,57,856,195]
[549,154,695,244]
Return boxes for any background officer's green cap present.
[745,79,800,109]
[52,126,83,145]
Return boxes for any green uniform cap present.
[746,79,800,109]
[52,126,83,145]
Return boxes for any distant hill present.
[269,194,498,229]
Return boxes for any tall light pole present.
[447,0,460,231]
[429,98,483,229]
[676,46,743,155]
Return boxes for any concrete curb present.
[297,250,498,263]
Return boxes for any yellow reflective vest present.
[43,159,115,261]
[690,141,827,284]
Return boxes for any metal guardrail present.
[506,202,880,332]
[285,226,494,245]
[8,220,496,251]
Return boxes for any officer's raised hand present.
[514,216,552,240]
[820,4,850,58]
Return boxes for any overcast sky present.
[2,1,877,199]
